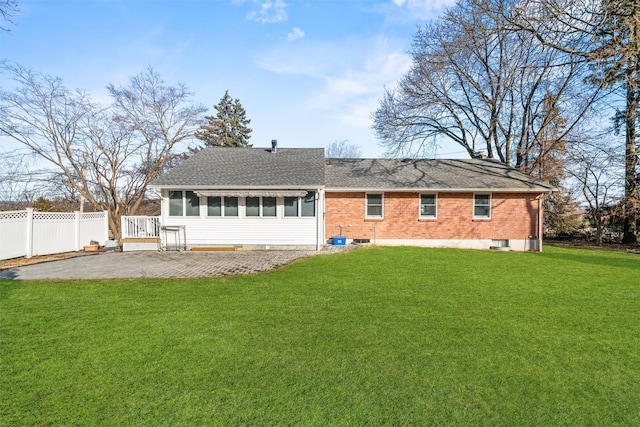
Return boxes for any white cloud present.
[307,44,411,129]
[287,27,304,41]
[247,0,288,24]
[255,37,412,135]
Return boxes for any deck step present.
[191,247,238,252]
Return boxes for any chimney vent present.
[271,139,278,153]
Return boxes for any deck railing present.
[121,216,160,239]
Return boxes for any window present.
[246,197,260,217]
[224,197,238,217]
[301,193,316,217]
[366,193,383,218]
[420,194,437,218]
[263,197,276,217]
[169,190,199,216]
[169,191,183,216]
[284,197,298,217]
[474,194,491,219]
[185,191,199,216]
[283,193,316,217]
[207,196,221,216]
[207,196,239,217]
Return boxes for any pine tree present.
[195,90,252,147]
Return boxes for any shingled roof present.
[325,158,554,192]
[150,147,553,192]
[150,147,325,189]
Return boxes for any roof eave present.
[325,187,555,193]
[148,184,325,190]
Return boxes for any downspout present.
[538,194,544,252]
[161,189,167,227]
[316,189,324,251]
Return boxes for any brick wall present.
[325,191,542,241]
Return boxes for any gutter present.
[324,187,556,193]
[149,184,325,190]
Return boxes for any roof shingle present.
[150,147,553,192]
[325,158,554,191]
[150,147,325,188]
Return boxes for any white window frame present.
[284,193,316,218]
[206,196,238,217]
[366,193,384,219]
[419,193,438,219]
[168,190,200,217]
[473,193,491,219]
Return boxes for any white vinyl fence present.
[0,209,109,260]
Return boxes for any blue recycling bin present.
[332,236,346,246]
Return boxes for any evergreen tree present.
[195,90,252,147]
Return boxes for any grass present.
[1,245,639,425]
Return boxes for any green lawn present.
[1,246,639,425]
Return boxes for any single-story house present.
[148,142,554,251]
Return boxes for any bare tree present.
[566,140,623,245]
[0,150,52,205]
[372,0,601,171]
[0,64,206,240]
[325,140,362,158]
[0,0,18,31]
[507,0,639,243]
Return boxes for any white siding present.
[160,191,323,247]
[162,217,318,246]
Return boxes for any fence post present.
[104,211,109,243]
[74,211,81,252]
[25,208,34,259]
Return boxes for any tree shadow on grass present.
[542,249,640,272]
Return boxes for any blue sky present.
[0,0,458,158]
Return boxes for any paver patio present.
[0,246,351,280]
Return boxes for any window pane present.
[207,196,221,216]
[367,194,382,205]
[263,197,276,217]
[284,197,298,217]
[367,205,383,217]
[421,205,436,217]
[420,194,436,217]
[169,191,183,216]
[474,194,491,218]
[421,194,435,205]
[224,197,238,217]
[475,206,490,217]
[185,191,199,216]
[475,194,490,205]
[366,193,383,217]
[301,192,315,217]
[246,197,260,216]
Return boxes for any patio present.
[0,246,351,281]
